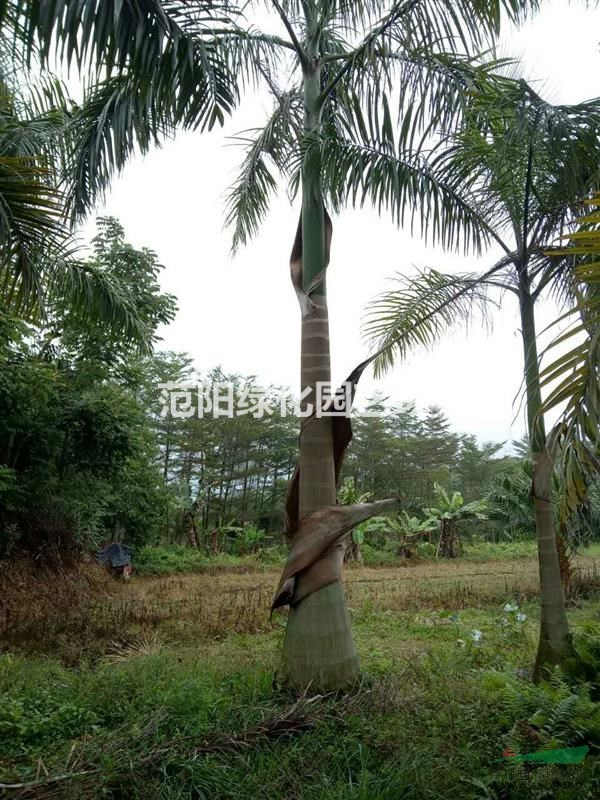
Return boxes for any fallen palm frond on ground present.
[0,694,336,799]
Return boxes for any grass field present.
[3,545,600,799]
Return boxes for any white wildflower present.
[516,613,527,623]
[471,629,484,642]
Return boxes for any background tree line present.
[155,385,600,551]
[0,216,550,559]
[4,225,598,561]
[149,361,529,543]
[0,219,176,558]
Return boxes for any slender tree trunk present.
[259,468,269,509]
[270,466,279,507]
[204,486,211,530]
[282,7,359,690]
[186,515,199,548]
[518,278,574,679]
[240,458,250,524]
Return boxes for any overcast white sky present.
[81,1,600,445]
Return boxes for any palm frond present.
[0,70,74,301]
[7,0,286,118]
[543,196,600,524]
[321,0,538,58]
[48,259,153,349]
[431,82,600,253]
[313,133,489,253]
[225,92,302,251]
[61,74,173,223]
[7,0,237,74]
[63,52,238,223]
[316,0,534,142]
[17,11,292,225]
[363,268,496,376]
[275,0,538,39]
[0,156,67,311]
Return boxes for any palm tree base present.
[533,635,577,683]
[281,580,359,691]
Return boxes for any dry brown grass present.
[3,551,599,664]
[0,556,113,635]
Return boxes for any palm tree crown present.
[2,1,541,243]
[365,79,600,377]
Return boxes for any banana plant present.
[387,511,435,558]
[423,483,487,558]
[337,477,371,562]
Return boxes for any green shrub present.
[0,691,99,756]
[133,545,280,575]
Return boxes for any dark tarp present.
[97,542,132,568]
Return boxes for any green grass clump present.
[132,539,599,577]
[134,545,284,575]
[330,539,538,568]
[133,539,544,577]
[461,539,537,560]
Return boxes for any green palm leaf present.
[317,136,490,252]
[0,156,66,310]
[543,198,600,521]
[47,259,153,348]
[363,267,497,376]
[225,91,302,251]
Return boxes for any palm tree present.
[0,57,155,346]
[365,80,600,678]
[6,0,543,690]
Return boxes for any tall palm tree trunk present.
[518,278,573,679]
[281,6,358,689]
